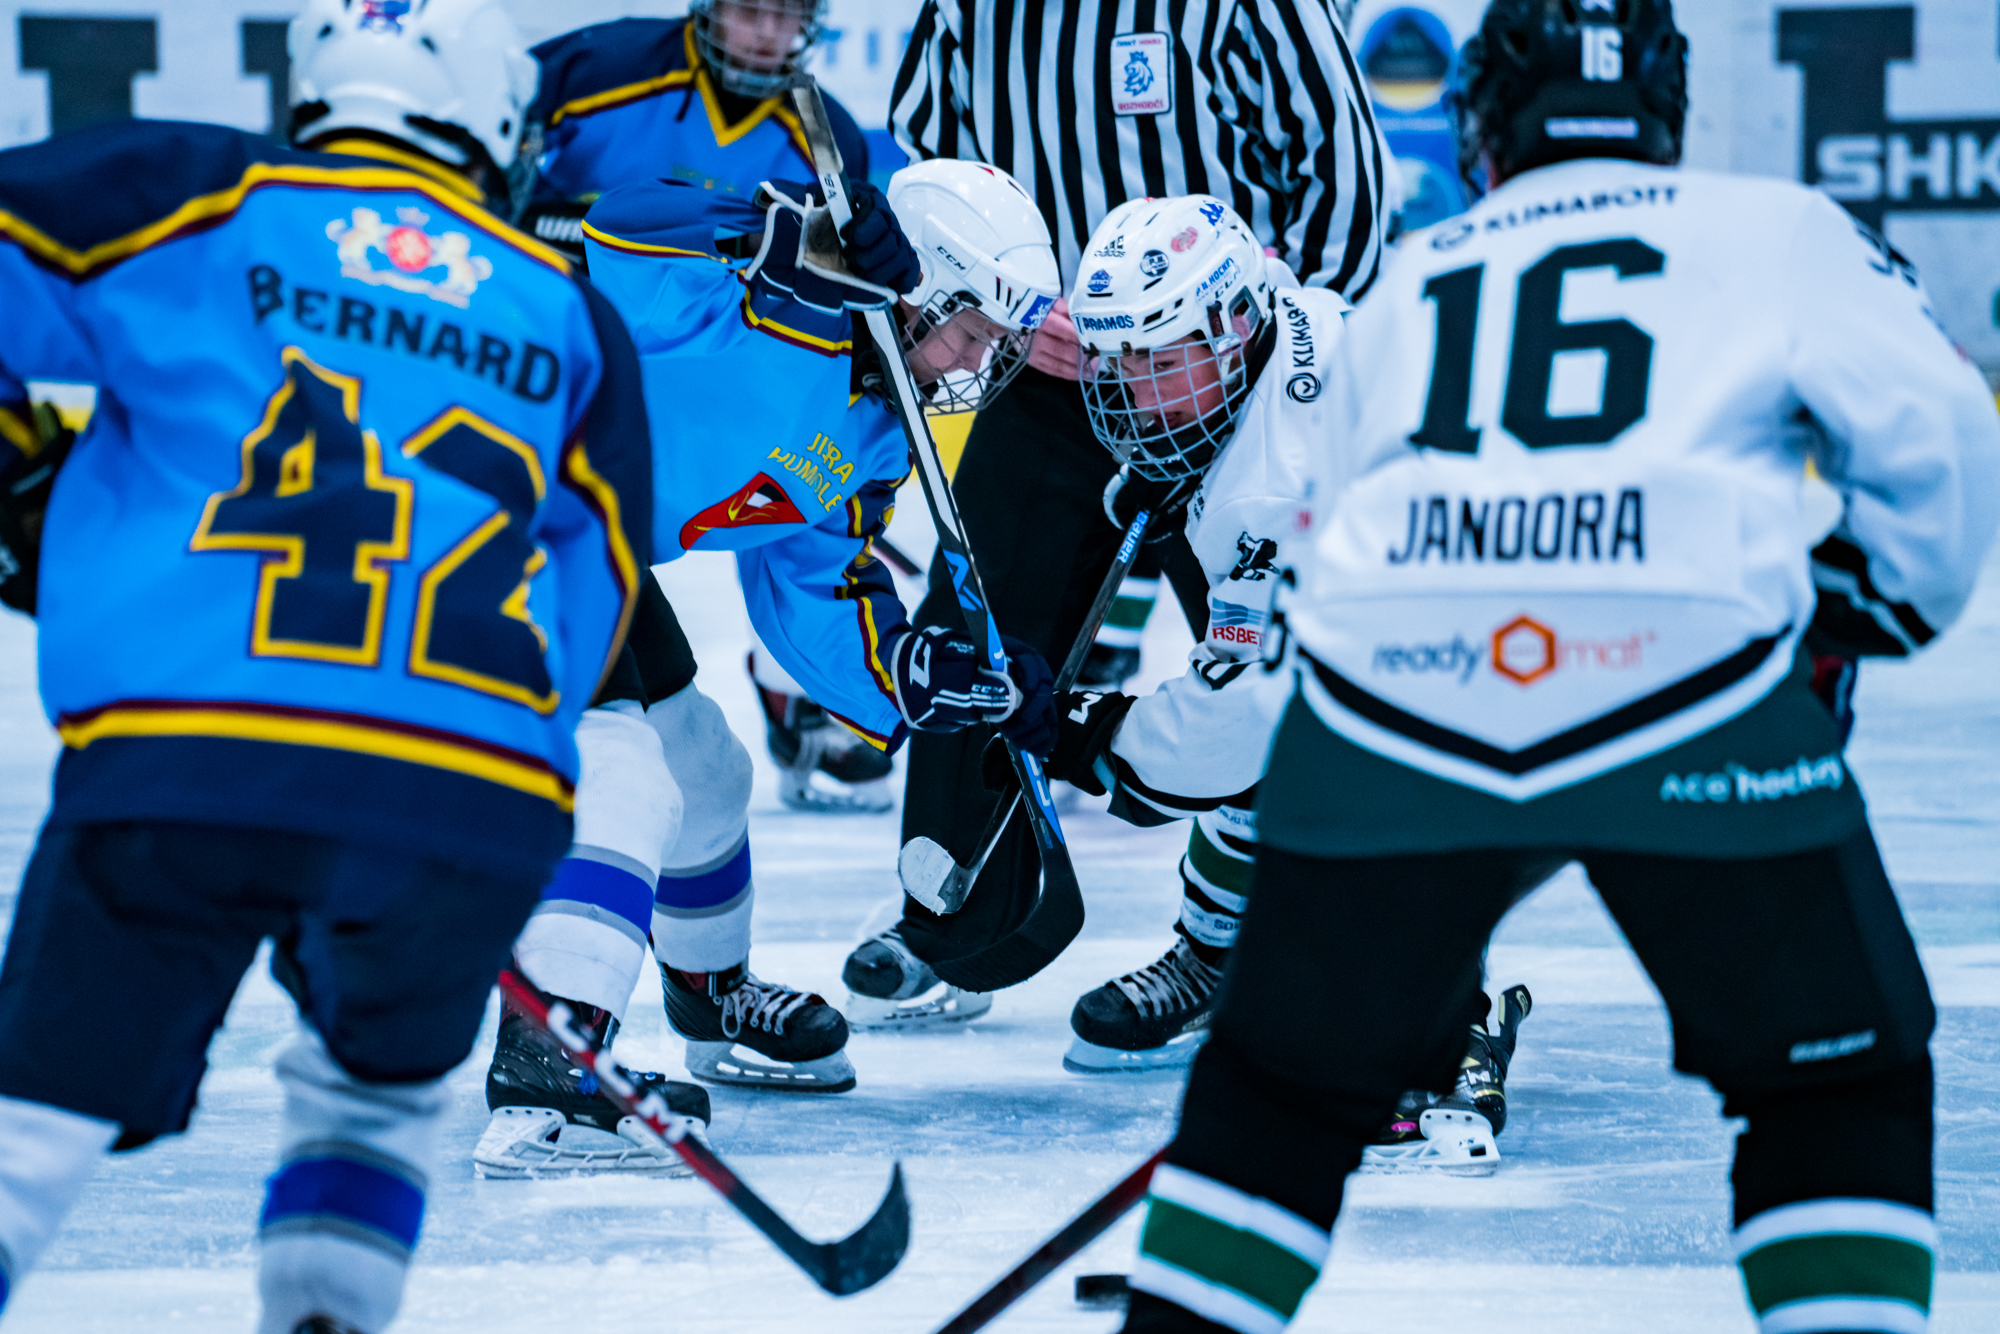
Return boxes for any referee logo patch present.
[1112,33,1172,116]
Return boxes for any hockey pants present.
[0,819,548,1329]
[1125,834,1937,1334]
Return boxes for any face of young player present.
[1122,333,1233,432]
[902,304,1014,387]
[710,0,813,73]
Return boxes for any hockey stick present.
[870,533,923,577]
[929,1147,1165,1334]
[899,495,1161,914]
[496,966,910,1295]
[789,77,1085,989]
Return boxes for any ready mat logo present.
[1780,5,1999,229]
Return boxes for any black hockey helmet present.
[1448,0,1688,195]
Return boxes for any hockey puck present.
[1075,1273,1132,1309]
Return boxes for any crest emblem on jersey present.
[327,207,492,309]
[1110,33,1172,116]
[679,473,807,551]
[359,0,411,32]
[1230,533,1279,583]
[1123,52,1155,96]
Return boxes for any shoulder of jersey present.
[0,119,570,281]
[532,18,692,125]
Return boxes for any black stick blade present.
[819,1161,912,1295]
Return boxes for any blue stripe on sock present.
[261,1156,425,1253]
[657,840,752,911]
[542,856,654,934]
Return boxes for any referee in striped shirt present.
[853,0,1398,994]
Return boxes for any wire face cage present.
[1077,305,1264,482]
[692,0,825,98]
[900,291,1036,414]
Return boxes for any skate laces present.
[1111,942,1222,1019]
[719,975,813,1038]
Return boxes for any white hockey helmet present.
[886,159,1061,412]
[288,0,539,173]
[691,0,828,99]
[1071,195,1275,482]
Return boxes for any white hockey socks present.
[257,1033,446,1334]
[1179,806,1255,953]
[514,703,682,1021]
[1735,1198,1936,1334]
[0,1094,117,1306]
[647,686,757,972]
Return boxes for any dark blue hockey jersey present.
[0,122,652,870]
[530,18,869,210]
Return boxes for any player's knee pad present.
[0,1095,118,1296]
[653,833,755,973]
[259,1035,443,1334]
[647,685,753,866]
[518,704,678,1017]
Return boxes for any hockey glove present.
[1103,467,1197,542]
[748,180,913,312]
[891,626,1058,757]
[840,183,922,298]
[518,198,590,264]
[982,688,1135,797]
[0,404,76,617]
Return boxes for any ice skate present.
[476,1005,711,1179]
[663,961,857,1092]
[1359,1106,1500,1175]
[755,672,894,814]
[1064,936,1222,1073]
[1439,984,1532,1134]
[842,925,993,1029]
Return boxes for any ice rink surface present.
[0,498,1997,1333]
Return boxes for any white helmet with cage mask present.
[1071,195,1276,482]
[691,0,828,99]
[886,159,1062,413]
[288,0,539,174]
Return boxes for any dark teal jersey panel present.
[530,17,869,207]
[0,122,652,863]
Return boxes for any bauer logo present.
[1074,312,1135,332]
[327,207,490,309]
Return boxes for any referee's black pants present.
[1121,831,1937,1332]
[899,368,1204,968]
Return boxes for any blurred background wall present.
[0,0,1994,375]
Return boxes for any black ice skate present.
[1440,983,1533,1134]
[1064,937,1222,1073]
[1360,985,1530,1175]
[662,961,857,1092]
[842,925,993,1030]
[476,1003,712,1179]
[755,668,894,813]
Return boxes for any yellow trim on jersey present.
[0,403,36,458]
[739,290,854,354]
[57,703,575,809]
[401,405,548,503]
[559,435,643,695]
[0,162,568,280]
[578,219,722,262]
[317,137,485,203]
[408,511,562,715]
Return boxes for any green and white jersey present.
[1286,157,2000,807]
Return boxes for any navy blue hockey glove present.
[892,626,1057,757]
[0,404,75,618]
[983,688,1134,797]
[840,182,922,298]
[748,179,915,312]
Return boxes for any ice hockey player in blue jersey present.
[521,3,893,813]
[0,2,653,1330]
[473,154,1065,1174]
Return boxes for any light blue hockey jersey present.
[529,18,869,212]
[0,122,652,870]
[582,181,914,750]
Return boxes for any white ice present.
[0,498,1996,1333]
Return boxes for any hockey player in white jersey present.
[1118,2,2000,1332]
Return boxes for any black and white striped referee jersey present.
[889,0,1397,299]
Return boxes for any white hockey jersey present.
[1101,285,1346,821]
[1288,158,2000,803]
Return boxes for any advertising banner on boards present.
[0,0,1996,372]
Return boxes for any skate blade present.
[1358,1109,1499,1176]
[779,772,894,814]
[684,1041,857,1093]
[845,984,993,1031]
[1062,1032,1207,1075]
[472,1107,694,1179]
